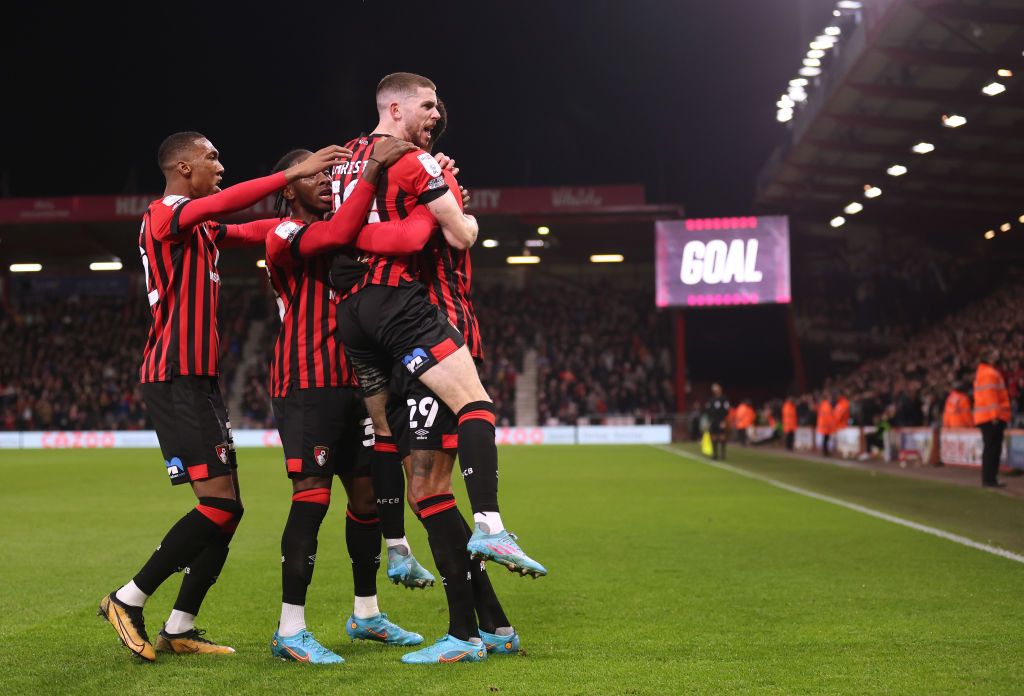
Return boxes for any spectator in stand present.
[942,380,972,429]
[735,400,755,447]
[782,397,797,450]
[973,347,1011,488]
[816,394,834,456]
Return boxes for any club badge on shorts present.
[314,446,329,467]
[216,443,229,464]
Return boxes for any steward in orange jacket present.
[735,401,755,446]
[782,398,797,450]
[974,354,1010,487]
[816,398,834,456]
[942,386,973,428]
[832,395,850,432]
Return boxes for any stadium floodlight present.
[844,201,863,215]
[887,164,908,176]
[997,68,1013,78]
[777,109,794,123]
[590,254,624,263]
[506,255,540,265]
[256,259,266,268]
[789,78,808,87]
[787,87,808,102]
[807,49,825,59]
[911,142,935,154]
[803,58,821,68]
[830,216,846,228]
[89,261,122,271]
[1000,223,1011,233]
[864,185,882,198]
[482,239,499,248]
[809,41,832,51]
[536,226,550,235]
[1019,214,1024,224]
[777,97,794,108]
[982,82,1006,96]
[833,9,841,16]
[837,1,862,8]
[824,26,841,36]
[799,67,822,77]
[10,263,42,272]
[941,114,967,128]
[524,239,545,248]
[984,230,995,240]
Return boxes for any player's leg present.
[268,389,344,665]
[409,449,519,654]
[159,381,242,655]
[340,465,423,647]
[401,449,485,664]
[99,378,243,662]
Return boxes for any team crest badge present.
[314,446,329,467]
[216,444,229,464]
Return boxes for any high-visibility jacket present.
[973,363,1011,425]
[832,397,850,432]
[735,404,755,429]
[942,390,973,428]
[782,400,797,433]
[816,400,834,435]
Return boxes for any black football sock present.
[459,515,509,633]
[133,497,243,596]
[280,488,330,606]
[456,401,499,515]
[172,502,243,616]
[720,440,727,460]
[346,507,381,598]
[418,494,477,641]
[372,435,407,542]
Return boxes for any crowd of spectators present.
[532,280,675,425]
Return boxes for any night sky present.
[6,1,812,215]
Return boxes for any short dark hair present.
[376,72,436,110]
[157,131,206,170]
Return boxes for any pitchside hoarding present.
[655,216,791,308]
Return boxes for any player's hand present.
[369,138,417,168]
[434,152,459,176]
[459,186,470,208]
[285,145,353,181]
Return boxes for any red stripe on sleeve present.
[430,337,459,362]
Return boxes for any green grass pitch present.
[2,444,1022,694]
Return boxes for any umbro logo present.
[415,429,429,438]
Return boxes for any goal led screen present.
[655,216,791,308]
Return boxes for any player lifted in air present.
[98,132,348,661]
[330,72,544,664]
[387,98,522,658]
[262,140,437,664]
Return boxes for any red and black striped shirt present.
[330,134,450,298]
[265,217,358,396]
[415,169,483,360]
[138,196,224,382]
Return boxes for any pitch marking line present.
[656,445,1024,565]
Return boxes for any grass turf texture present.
[1,445,1022,695]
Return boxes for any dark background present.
[3,1,828,215]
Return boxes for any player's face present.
[187,138,225,198]
[400,87,441,149]
[286,154,332,216]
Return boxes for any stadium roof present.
[756,0,1024,237]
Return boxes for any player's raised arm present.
[174,145,352,232]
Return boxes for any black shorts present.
[337,282,465,398]
[141,376,236,486]
[387,363,459,458]
[271,386,372,479]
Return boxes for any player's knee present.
[197,496,244,532]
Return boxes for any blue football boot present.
[466,525,548,578]
[345,613,423,646]
[387,547,436,589]
[270,629,344,664]
[478,628,520,655]
[400,634,488,664]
